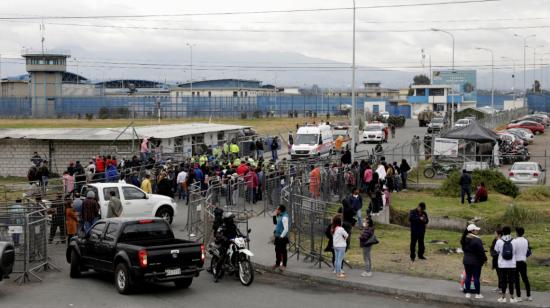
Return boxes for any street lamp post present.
[431,28,455,126]
[186,43,196,96]
[501,56,516,100]
[476,47,494,110]
[351,0,357,160]
[514,34,536,105]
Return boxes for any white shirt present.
[177,171,188,184]
[280,216,289,238]
[332,226,349,248]
[494,235,517,268]
[513,236,529,262]
[376,165,387,180]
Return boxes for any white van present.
[291,124,334,159]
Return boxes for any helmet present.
[223,212,235,224]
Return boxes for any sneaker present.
[497,297,506,303]
[475,294,484,299]
[509,298,517,303]
[465,293,471,299]
[365,271,372,277]
[516,297,523,302]
[361,271,370,277]
[526,297,533,301]
[280,266,286,272]
[492,288,501,293]
[418,256,427,260]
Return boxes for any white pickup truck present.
[81,183,178,224]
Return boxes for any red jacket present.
[245,171,258,188]
[237,164,249,176]
[96,158,105,173]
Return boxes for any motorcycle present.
[423,162,458,178]
[208,232,255,286]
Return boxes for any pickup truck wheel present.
[156,207,173,224]
[115,263,132,294]
[70,250,81,278]
[174,277,193,289]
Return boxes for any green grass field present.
[339,189,550,291]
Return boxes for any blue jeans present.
[334,247,346,274]
[271,150,278,161]
[356,209,363,227]
[464,264,482,294]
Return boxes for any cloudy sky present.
[0,0,549,89]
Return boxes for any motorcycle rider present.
[213,212,240,281]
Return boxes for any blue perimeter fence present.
[0,94,548,118]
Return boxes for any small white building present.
[407,84,475,118]
[0,123,249,177]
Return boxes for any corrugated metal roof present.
[0,123,249,141]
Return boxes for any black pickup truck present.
[0,241,15,282]
[66,218,204,294]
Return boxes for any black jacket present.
[409,209,429,234]
[462,234,488,266]
[459,173,472,188]
[490,238,499,270]
[400,161,411,173]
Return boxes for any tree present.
[413,74,431,85]
[534,80,541,93]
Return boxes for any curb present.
[253,262,549,308]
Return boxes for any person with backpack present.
[514,227,532,302]
[494,226,518,303]
[460,224,488,299]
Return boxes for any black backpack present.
[502,239,514,260]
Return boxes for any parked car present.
[0,241,15,282]
[531,114,550,126]
[362,122,387,143]
[379,111,390,120]
[506,128,534,144]
[508,162,546,185]
[511,116,546,126]
[67,218,205,294]
[454,118,473,128]
[81,183,178,224]
[427,117,447,133]
[507,121,545,134]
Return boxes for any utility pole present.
[432,28,455,126]
[187,43,196,97]
[476,47,494,109]
[514,34,536,106]
[350,0,357,160]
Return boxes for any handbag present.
[365,234,379,246]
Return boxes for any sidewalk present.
[248,216,550,308]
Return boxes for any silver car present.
[508,162,546,185]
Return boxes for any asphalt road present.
[0,263,457,308]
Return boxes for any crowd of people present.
[461,225,532,303]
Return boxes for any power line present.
[0,0,499,20]
[10,20,550,34]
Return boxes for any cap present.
[467,224,480,232]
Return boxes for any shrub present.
[516,186,550,201]
[436,169,519,198]
[493,204,539,229]
[98,107,110,119]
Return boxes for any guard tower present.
[22,49,70,117]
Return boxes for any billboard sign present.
[434,137,459,157]
[432,70,477,102]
